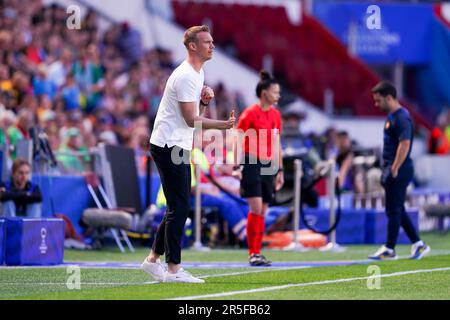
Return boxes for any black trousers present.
[382,161,420,249]
[150,143,191,264]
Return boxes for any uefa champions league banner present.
[5,218,64,266]
[300,208,418,244]
[313,2,434,64]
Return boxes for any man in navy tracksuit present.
[369,81,430,260]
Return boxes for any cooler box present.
[365,209,419,244]
[0,219,5,265]
[5,218,64,266]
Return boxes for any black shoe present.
[249,254,264,266]
[249,254,272,266]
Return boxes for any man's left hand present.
[390,167,399,179]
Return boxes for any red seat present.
[169,0,401,118]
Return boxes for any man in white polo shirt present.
[141,25,235,283]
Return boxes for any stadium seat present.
[169,1,397,117]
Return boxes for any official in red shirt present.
[236,70,284,266]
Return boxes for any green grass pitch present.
[1,232,449,300]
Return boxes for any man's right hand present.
[381,166,394,187]
[224,110,236,129]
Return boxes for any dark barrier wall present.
[105,145,142,215]
[416,17,450,119]
[0,219,5,264]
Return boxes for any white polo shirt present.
[150,60,204,151]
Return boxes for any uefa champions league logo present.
[39,228,48,254]
[305,215,317,227]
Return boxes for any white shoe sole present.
[165,278,205,283]
[141,260,165,282]
[411,246,431,260]
[368,255,398,261]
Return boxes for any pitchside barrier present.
[3,218,64,266]
[5,144,443,256]
[0,219,5,265]
[301,208,419,244]
[289,159,419,247]
[319,189,450,233]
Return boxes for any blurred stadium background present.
[0,0,449,300]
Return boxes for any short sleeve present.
[394,114,412,142]
[237,109,252,132]
[175,74,198,102]
[275,109,282,134]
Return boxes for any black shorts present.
[240,156,277,204]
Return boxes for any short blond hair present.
[183,25,210,49]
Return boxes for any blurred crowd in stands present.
[428,110,450,155]
[0,0,448,186]
[0,1,241,175]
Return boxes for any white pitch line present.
[198,266,311,280]
[0,266,311,287]
[169,266,450,300]
[2,250,450,270]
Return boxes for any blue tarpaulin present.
[4,218,64,265]
[313,2,434,64]
[33,175,161,234]
[301,208,419,244]
[0,219,5,264]
[416,17,450,120]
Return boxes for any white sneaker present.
[368,245,398,260]
[141,258,166,282]
[165,268,205,283]
[410,242,431,260]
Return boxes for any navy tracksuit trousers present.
[382,160,420,249]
